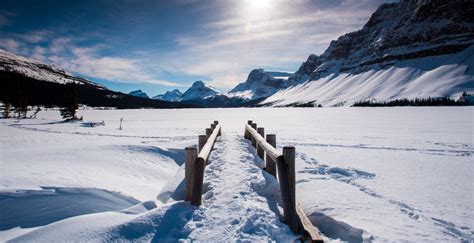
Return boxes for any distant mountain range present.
[0,50,193,109]
[155,0,474,107]
[1,0,473,108]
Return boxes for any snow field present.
[1,107,473,241]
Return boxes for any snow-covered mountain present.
[0,49,105,90]
[261,0,474,106]
[180,81,221,101]
[0,49,193,108]
[128,90,149,98]
[153,89,182,102]
[228,69,292,100]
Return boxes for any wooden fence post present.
[215,121,221,136]
[265,134,277,177]
[257,127,265,159]
[185,146,198,201]
[245,120,252,139]
[277,146,301,233]
[206,128,212,138]
[251,123,257,147]
[198,135,207,152]
[191,157,205,206]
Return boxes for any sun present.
[244,0,273,10]
[241,0,276,20]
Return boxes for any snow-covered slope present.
[180,81,221,101]
[0,49,105,89]
[228,69,292,100]
[153,89,182,101]
[261,0,474,106]
[264,46,474,107]
[128,89,149,99]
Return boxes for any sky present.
[0,0,394,96]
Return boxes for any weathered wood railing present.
[245,120,323,242]
[185,121,221,206]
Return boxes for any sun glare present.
[245,0,273,10]
[241,0,278,20]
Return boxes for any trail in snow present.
[187,133,297,241]
[296,151,474,242]
[290,141,473,157]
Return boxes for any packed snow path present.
[185,132,297,240]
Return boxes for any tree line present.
[1,82,79,120]
[352,95,472,107]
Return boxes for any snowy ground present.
[0,107,472,242]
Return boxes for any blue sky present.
[0,0,393,96]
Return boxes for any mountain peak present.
[153,89,183,101]
[129,90,149,98]
[191,80,205,87]
[228,69,292,100]
[181,81,220,101]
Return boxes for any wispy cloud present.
[0,38,19,52]
[21,30,49,43]
[58,44,187,87]
[155,0,381,90]
[0,10,15,27]
[3,34,186,88]
[1,0,389,92]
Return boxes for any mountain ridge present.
[260,0,474,106]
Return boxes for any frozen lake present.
[1,107,472,241]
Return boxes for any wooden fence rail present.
[244,120,323,243]
[185,121,221,206]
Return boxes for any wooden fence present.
[184,121,221,206]
[245,120,323,242]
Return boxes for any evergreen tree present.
[60,83,79,120]
[1,97,11,118]
[19,96,28,118]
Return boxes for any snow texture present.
[1,107,473,242]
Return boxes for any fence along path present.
[184,121,221,206]
[182,120,323,242]
[245,120,323,242]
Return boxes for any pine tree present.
[60,83,79,120]
[19,96,28,119]
[1,97,11,118]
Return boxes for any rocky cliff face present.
[287,0,474,85]
[228,69,291,100]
